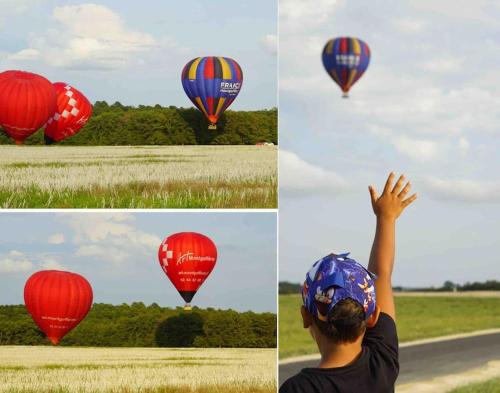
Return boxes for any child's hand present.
[368,173,417,221]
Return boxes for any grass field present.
[449,377,500,393]
[0,346,276,393]
[279,294,500,359]
[0,145,277,208]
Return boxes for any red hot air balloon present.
[24,270,93,345]
[44,82,93,144]
[0,70,56,144]
[158,232,217,310]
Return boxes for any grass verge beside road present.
[279,294,500,359]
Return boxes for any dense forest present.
[0,102,277,146]
[0,303,276,348]
[279,280,500,294]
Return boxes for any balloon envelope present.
[44,82,93,144]
[158,232,217,305]
[322,37,370,96]
[181,57,243,126]
[24,270,93,345]
[0,70,56,143]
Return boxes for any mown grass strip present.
[0,179,277,208]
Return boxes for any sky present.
[0,212,277,313]
[0,0,277,108]
[279,0,500,287]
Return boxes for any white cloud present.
[64,213,161,264]
[280,0,340,32]
[0,250,33,273]
[423,177,500,202]
[419,56,463,73]
[0,250,67,274]
[48,233,65,244]
[262,34,277,55]
[458,137,470,155]
[40,260,66,270]
[5,3,183,70]
[393,18,428,34]
[280,150,346,196]
[0,0,43,28]
[391,135,438,162]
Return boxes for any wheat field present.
[0,346,276,393]
[0,145,277,208]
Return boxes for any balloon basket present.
[183,304,192,311]
[342,93,349,99]
[208,124,217,130]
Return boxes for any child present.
[280,173,417,393]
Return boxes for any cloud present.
[0,250,67,274]
[280,150,347,196]
[48,233,65,245]
[262,34,277,55]
[0,250,33,273]
[5,3,183,70]
[40,260,66,270]
[63,213,161,264]
[0,0,42,28]
[280,0,340,32]
[391,135,438,162]
[419,56,463,73]
[458,137,470,155]
[423,177,500,202]
[392,18,428,34]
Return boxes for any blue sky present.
[280,0,500,287]
[0,212,277,313]
[0,0,277,108]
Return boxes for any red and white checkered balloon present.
[44,82,92,143]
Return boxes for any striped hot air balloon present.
[24,270,93,345]
[322,37,370,98]
[0,70,56,144]
[181,57,243,129]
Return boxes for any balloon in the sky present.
[44,82,93,144]
[158,232,217,310]
[24,270,93,345]
[322,37,370,98]
[181,57,243,129]
[0,70,56,144]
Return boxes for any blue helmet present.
[302,253,377,321]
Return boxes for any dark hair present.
[313,298,366,343]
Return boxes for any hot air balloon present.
[44,82,93,144]
[0,70,56,144]
[158,232,217,310]
[181,57,243,129]
[322,37,370,98]
[24,270,93,345]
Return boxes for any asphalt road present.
[279,332,500,387]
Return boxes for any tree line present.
[279,280,500,295]
[0,303,276,348]
[0,102,277,146]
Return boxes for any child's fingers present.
[368,185,378,204]
[391,174,405,195]
[402,193,417,207]
[383,172,395,194]
[397,182,411,199]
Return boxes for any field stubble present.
[0,145,277,208]
[0,346,276,393]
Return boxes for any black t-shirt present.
[280,312,399,393]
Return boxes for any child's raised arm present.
[367,173,417,321]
